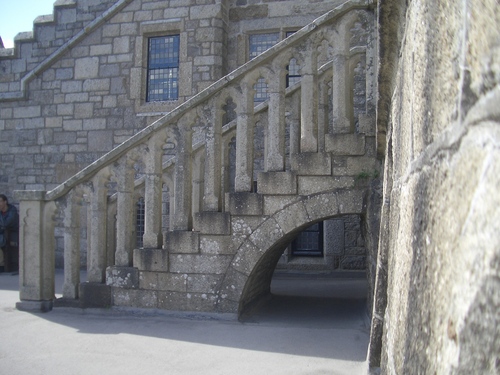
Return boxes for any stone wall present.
[369,0,500,373]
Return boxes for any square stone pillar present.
[14,191,57,312]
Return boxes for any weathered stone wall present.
[370,0,500,373]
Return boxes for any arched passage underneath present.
[215,188,374,318]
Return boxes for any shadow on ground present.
[0,270,370,363]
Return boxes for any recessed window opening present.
[136,197,145,247]
[146,35,180,102]
[291,222,324,257]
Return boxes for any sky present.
[0,0,55,48]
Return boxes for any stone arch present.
[215,188,365,315]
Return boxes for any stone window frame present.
[132,19,188,115]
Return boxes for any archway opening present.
[239,215,370,333]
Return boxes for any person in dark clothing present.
[0,194,19,272]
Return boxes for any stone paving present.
[0,269,370,375]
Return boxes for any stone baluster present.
[106,200,117,267]
[87,168,111,283]
[289,90,301,157]
[318,72,332,152]
[114,154,136,266]
[266,64,286,171]
[143,136,165,248]
[163,172,174,233]
[331,20,352,134]
[300,41,319,152]
[62,188,84,299]
[235,80,255,192]
[15,191,57,312]
[172,116,194,231]
[203,100,222,211]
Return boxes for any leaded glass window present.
[147,35,180,102]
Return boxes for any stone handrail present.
[14,0,374,311]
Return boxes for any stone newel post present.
[15,191,57,312]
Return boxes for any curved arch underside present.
[215,188,366,315]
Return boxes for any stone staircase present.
[15,0,378,316]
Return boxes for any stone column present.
[62,188,83,299]
[203,100,222,211]
[300,42,319,152]
[172,116,194,231]
[87,168,110,283]
[266,65,286,171]
[235,81,255,192]
[15,191,57,312]
[331,21,352,134]
[143,136,165,248]
[114,155,136,266]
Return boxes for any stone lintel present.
[325,133,366,155]
[193,211,231,235]
[106,266,139,288]
[257,171,297,195]
[79,282,111,308]
[165,231,200,254]
[291,152,332,175]
[226,192,263,216]
[133,248,169,272]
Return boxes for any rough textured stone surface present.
[367,0,500,373]
[106,266,139,288]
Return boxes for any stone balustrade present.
[14,0,376,313]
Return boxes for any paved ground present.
[0,270,370,375]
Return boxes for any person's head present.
[0,194,8,212]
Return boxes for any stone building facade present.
[0,0,371,270]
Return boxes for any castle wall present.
[371,0,500,373]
